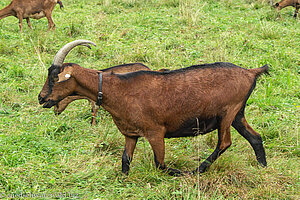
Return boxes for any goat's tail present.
[250,64,270,78]
[57,0,64,10]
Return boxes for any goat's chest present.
[112,116,144,137]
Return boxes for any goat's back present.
[110,63,266,128]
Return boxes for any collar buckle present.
[98,92,103,100]
[96,73,103,106]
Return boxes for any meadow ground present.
[0,0,299,199]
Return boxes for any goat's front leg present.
[122,136,138,175]
[26,18,32,29]
[147,134,182,176]
[16,12,23,32]
[194,121,232,173]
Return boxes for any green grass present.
[0,0,299,199]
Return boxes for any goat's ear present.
[57,67,73,83]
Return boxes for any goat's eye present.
[50,73,59,82]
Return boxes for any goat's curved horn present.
[53,40,97,67]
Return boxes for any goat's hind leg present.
[45,11,55,30]
[193,123,232,173]
[232,109,267,167]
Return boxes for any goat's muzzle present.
[38,94,59,108]
[38,94,46,105]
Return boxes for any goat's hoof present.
[167,168,182,176]
[182,170,193,176]
[121,170,129,176]
[192,167,206,174]
[258,161,267,168]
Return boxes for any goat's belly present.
[28,11,45,19]
[165,117,218,138]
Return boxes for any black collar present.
[96,72,103,106]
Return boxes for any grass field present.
[0,0,299,199]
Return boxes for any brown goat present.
[0,0,63,32]
[39,40,268,176]
[274,0,300,17]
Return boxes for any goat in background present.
[0,0,63,31]
[274,0,299,17]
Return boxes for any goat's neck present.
[100,74,125,117]
[0,4,13,20]
[73,66,126,116]
[72,66,100,102]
